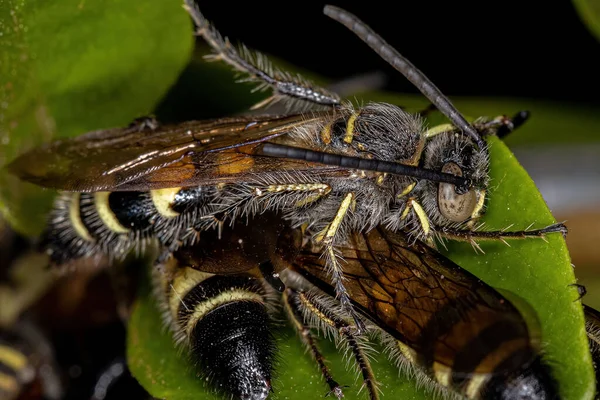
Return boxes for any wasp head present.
[420,129,490,229]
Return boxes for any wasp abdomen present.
[0,323,62,400]
[191,301,274,400]
[480,356,558,400]
[107,191,155,230]
[154,263,276,400]
[0,332,34,400]
[45,187,213,265]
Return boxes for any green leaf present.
[443,135,593,399]
[0,0,193,235]
[573,0,600,42]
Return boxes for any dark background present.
[196,1,599,106]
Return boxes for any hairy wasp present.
[7,3,567,334]
[144,214,565,400]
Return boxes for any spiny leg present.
[283,288,344,399]
[287,287,379,400]
[91,357,128,400]
[438,222,567,251]
[183,0,340,111]
[569,283,587,302]
[422,111,531,140]
[396,198,435,247]
[314,193,366,334]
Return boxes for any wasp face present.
[420,131,489,230]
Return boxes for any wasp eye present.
[438,162,477,222]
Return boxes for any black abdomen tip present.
[190,301,275,400]
[482,355,559,400]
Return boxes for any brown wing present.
[584,305,600,369]
[289,226,540,375]
[7,113,338,192]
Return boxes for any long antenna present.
[260,143,472,193]
[323,5,486,150]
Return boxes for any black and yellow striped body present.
[45,186,213,264]
[42,101,494,276]
[383,323,556,399]
[0,330,34,400]
[0,322,62,400]
[286,226,559,400]
[153,256,276,400]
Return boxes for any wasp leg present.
[286,287,379,400]
[91,357,127,400]
[422,111,530,143]
[569,283,587,302]
[314,193,366,334]
[283,288,345,399]
[183,0,340,111]
[398,199,435,247]
[259,261,286,293]
[495,111,530,139]
[437,222,567,251]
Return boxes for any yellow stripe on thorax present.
[94,192,130,234]
[320,122,333,145]
[343,112,359,144]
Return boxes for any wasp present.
[7,3,566,333]
[146,213,562,400]
[0,319,64,400]
[0,215,150,400]
[584,304,600,394]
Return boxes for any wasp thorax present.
[438,162,478,222]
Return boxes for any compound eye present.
[438,162,477,222]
